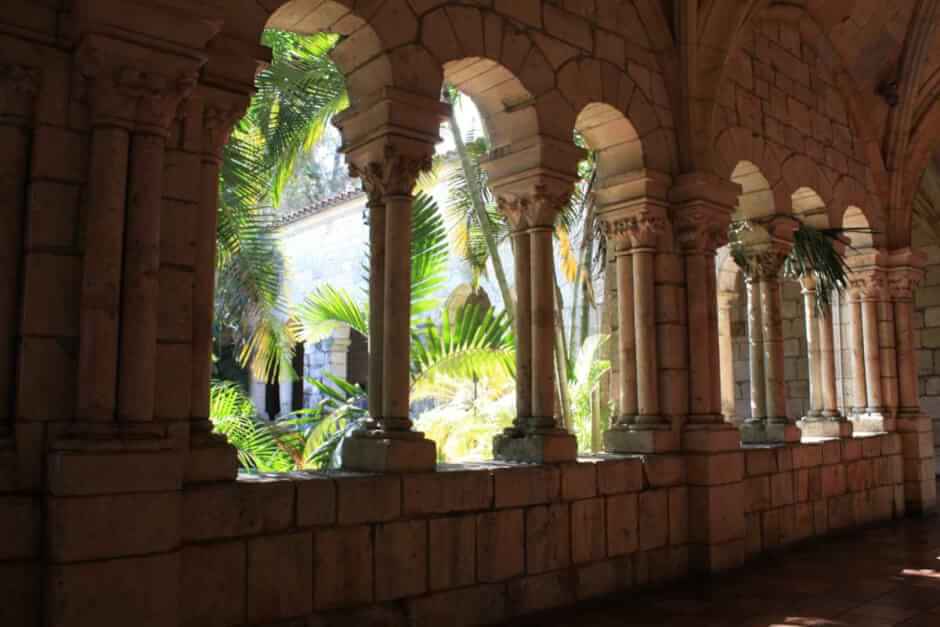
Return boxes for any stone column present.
[847,289,868,415]
[853,270,887,433]
[340,146,438,472]
[802,291,852,438]
[614,244,637,423]
[745,277,766,424]
[740,245,800,444]
[366,192,385,423]
[118,75,193,422]
[800,277,824,420]
[603,203,678,454]
[717,292,738,422]
[888,258,936,514]
[493,184,578,463]
[0,64,38,440]
[185,94,248,482]
[512,229,533,430]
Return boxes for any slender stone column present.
[493,183,577,463]
[0,65,38,438]
[717,292,738,422]
[800,277,823,419]
[118,78,191,422]
[615,246,637,423]
[740,245,800,444]
[382,192,413,425]
[529,225,556,424]
[340,145,438,472]
[891,281,919,414]
[602,203,676,453]
[366,193,385,422]
[859,276,885,420]
[847,289,868,415]
[746,277,766,423]
[510,229,532,433]
[75,66,135,422]
[818,306,840,417]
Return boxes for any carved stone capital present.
[601,204,667,250]
[202,103,245,160]
[738,245,789,281]
[349,144,433,200]
[0,63,40,121]
[887,267,923,301]
[849,269,886,301]
[673,206,730,254]
[496,185,572,231]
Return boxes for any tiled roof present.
[272,188,366,227]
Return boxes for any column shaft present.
[530,227,556,424]
[705,253,722,416]
[848,296,867,413]
[761,277,786,420]
[381,195,412,426]
[368,199,385,419]
[818,306,839,415]
[77,125,131,421]
[615,250,637,422]
[717,295,737,421]
[191,155,220,427]
[746,279,766,420]
[633,247,659,420]
[513,231,533,425]
[861,298,883,412]
[894,299,918,412]
[801,283,823,416]
[685,251,712,419]
[117,131,165,421]
[878,299,899,415]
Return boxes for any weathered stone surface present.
[606,492,639,556]
[408,584,507,627]
[477,508,524,582]
[493,465,560,508]
[596,457,644,494]
[294,473,336,527]
[375,520,427,601]
[561,462,597,500]
[246,532,313,624]
[0,497,39,559]
[507,569,575,616]
[638,489,669,550]
[429,516,476,591]
[526,503,571,573]
[180,542,245,627]
[403,468,492,515]
[571,497,606,563]
[314,525,372,610]
[334,474,400,524]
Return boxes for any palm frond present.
[294,285,368,345]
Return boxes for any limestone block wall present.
[175,440,904,627]
[742,434,905,556]
[912,240,940,471]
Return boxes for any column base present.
[493,430,577,464]
[604,424,679,453]
[739,420,801,444]
[896,413,937,515]
[797,418,853,439]
[340,430,437,473]
[681,421,741,452]
[186,432,239,483]
[851,412,893,434]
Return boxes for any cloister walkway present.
[517,486,940,627]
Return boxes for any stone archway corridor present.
[4,1,940,626]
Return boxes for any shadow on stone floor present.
[512,505,940,626]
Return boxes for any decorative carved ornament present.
[349,145,434,201]
[673,206,730,254]
[738,245,789,281]
[202,104,247,159]
[848,270,886,301]
[496,185,572,231]
[887,268,923,301]
[602,210,666,249]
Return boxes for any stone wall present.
[913,236,940,471]
[174,437,903,627]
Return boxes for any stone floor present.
[517,493,940,626]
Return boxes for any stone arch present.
[264,0,441,102]
[575,102,644,185]
[779,155,833,218]
[840,206,877,251]
[791,186,828,229]
[830,177,887,248]
[730,160,776,220]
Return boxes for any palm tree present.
[216,30,349,385]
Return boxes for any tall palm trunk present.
[447,107,515,315]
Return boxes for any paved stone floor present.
[518,505,940,626]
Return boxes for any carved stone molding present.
[738,245,789,281]
[496,185,572,231]
[349,145,434,200]
[602,209,666,249]
[887,268,923,301]
[202,103,246,160]
[673,206,730,254]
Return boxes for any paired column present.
[799,277,852,438]
[717,292,739,422]
[602,204,678,454]
[492,184,578,463]
[340,146,438,472]
[739,245,801,443]
[849,269,888,433]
